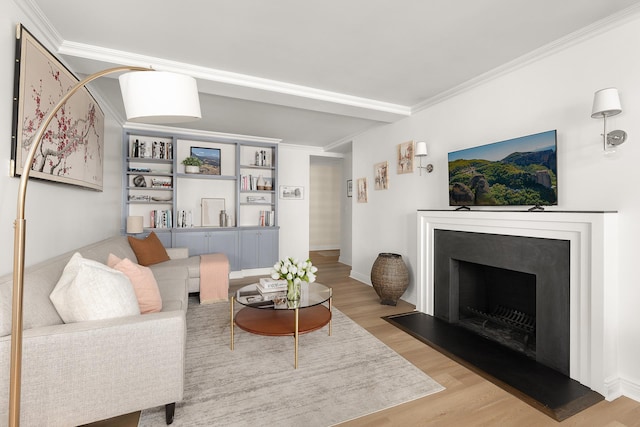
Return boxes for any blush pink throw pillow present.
[107,254,162,314]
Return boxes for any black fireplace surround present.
[434,230,570,375]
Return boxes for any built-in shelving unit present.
[122,129,280,270]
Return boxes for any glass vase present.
[287,280,301,301]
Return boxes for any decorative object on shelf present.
[370,253,409,306]
[254,149,270,166]
[279,185,304,200]
[176,209,193,228]
[190,146,221,175]
[415,141,433,175]
[133,175,147,187]
[257,175,266,190]
[8,22,201,424]
[219,210,229,227]
[347,179,352,197]
[11,24,106,191]
[397,140,415,174]
[374,161,389,190]
[201,198,226,226]
[591,87,627,153]
[151,196,172,202]
[182,156,203,174]
[271,257,318,301]
[357,178,368,203]
[126,216,144,234]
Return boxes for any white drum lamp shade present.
[119,71,202,123]
[415,141,428,156]
[126,216,144,234]
[591,87,622,118]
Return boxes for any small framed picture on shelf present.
[201,198,225,226]
[279,185,304,200]
[190,146,221,175]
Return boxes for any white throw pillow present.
[50,252,140,323]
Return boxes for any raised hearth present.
[416,210,619,400]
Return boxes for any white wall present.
[0,4,123,276]
[351,14,640,400]
[309,157,342,250]
[340,150,353,266]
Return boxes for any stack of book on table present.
[257,278,287,295]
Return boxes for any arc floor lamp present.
[9,66,201,426]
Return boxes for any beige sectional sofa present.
[0,236,201,426]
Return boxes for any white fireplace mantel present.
[416,209,619,400]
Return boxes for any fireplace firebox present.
[434,230,570,375]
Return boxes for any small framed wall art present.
[397,140,414,174]
[347,179,353,197]
[279,185,304,200]
[374,161,389,190]
[357,178,368,203]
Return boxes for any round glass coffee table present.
[230,282,332,368]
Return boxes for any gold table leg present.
[329,289,333,336]
[294,307,299,369]
[230,296,235,350]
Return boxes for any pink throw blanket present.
[199,253,229,304]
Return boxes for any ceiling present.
[26,0,640,150]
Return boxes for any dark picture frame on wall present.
[11,24,105,191]
[347,179,353,197]
[190,146,221,175]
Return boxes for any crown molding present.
[13,0,63,50]
[58,41,412,119]
[411,4,640,114]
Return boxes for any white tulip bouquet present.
[271,257,318,300]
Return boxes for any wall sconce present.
[591,87,627,152]
[415,141,433,175]
[126,216,144,234]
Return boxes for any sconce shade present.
[119,71,201,123]
[591,87,622,118]
[415,141,428,157]
[126,216,144,234]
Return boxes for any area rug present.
[138,297,444,426]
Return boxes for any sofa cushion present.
[127,232,170,266]
[107,254,162,314]
[50,253,140,323]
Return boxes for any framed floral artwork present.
[397,140,414,174]
[374,161,389,190]
[357,178,368,203]
[11,24,105,191]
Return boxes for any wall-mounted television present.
[448,130,557,207]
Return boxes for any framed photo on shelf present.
[201,198,225,226]
[397,140,414,174]
[11,24,105,191]
[347,179,353,197]
[279,185,304,200]
[190,146,221,175]
[374,161,389,190]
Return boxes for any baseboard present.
[338,255,351,266]
[309,246,340,251]
[349,271,371,286]
[605,376,640,403]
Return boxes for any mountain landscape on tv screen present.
[449,147,557,206]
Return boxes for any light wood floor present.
[87,251,640,426]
